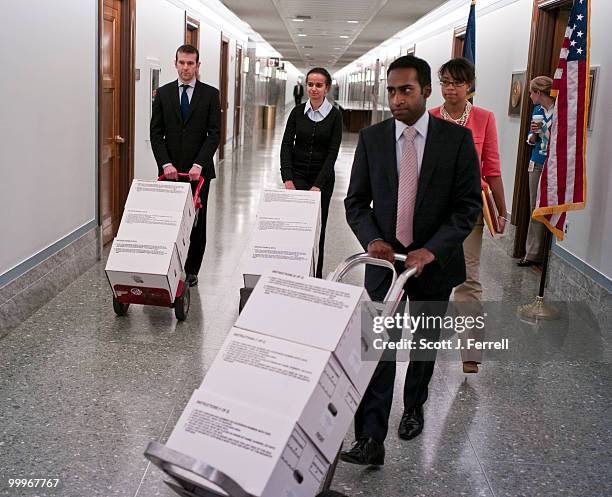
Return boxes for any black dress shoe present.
[186,274,199,287]
[516,258,535,267]
[339,437,385,466]
[398,406,424,440]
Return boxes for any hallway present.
[1,121,610,497]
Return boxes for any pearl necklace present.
[440,101,472,127]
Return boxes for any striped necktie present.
[396,126,418,247]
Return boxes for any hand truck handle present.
[158,172,205,209]
[327,252,417,319]
[145,441,253,497]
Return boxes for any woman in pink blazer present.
[430,58,508,374]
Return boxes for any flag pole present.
[517,229,560,320]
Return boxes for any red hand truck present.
[111,173,204,321]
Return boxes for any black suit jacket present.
[150,79,221,179]
[293,84,304,99]
[344,114,482,299]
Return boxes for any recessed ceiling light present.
[339,35,349,39]
[292,18,304,22]
[347,20,359,24]
[298,33,307,37]
[334,47,342,50]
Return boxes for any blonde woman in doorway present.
[518,76,554,267]
[430,57,507,374]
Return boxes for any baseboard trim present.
[0,225,100,337]
[0,220,99,288]
[551,243,612,293]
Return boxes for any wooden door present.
[510,0,574,257]
[234,45,243,148]
[101,0,123,244]
[219,37,229,160]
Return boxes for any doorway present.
[185,15,200,50]
[234,45,243,148]
[99,0,135,245]
[218,36,230,161]
[511,0,572,258]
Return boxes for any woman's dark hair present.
[387,55,431,89]
[307,67,332,86]
[438,57,475,85]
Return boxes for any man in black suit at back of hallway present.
[341,55,482,465]
[150,45,221,287]
[293,80,304,106]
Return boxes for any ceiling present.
[219,0,448,72]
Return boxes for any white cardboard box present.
[105,238,182,302]
[242,189,321,288]
[242,243,314,288]
[125,179,195,235]
[200,327,360,461]
[117,209,191,268]
[235,271,383,395]
[166,390,329,497]
[256,188,321,222]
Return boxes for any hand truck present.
[111,173,204,321]
[144,252,416,496]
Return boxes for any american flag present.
[533,0,589,239]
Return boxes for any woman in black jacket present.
[280,67,343,278]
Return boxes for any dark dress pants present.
[184,177,211,276]
[354,285,452,443]
[292,172,334,279]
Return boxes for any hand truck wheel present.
[174,284,190,321]
[112,296,130,316]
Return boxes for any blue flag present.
[463,0,476,94]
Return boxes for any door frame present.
[97,0,136,240]
[185,14,200,49]
[510,0,572,257]
[218,34,230,161]
[234,44,243,148]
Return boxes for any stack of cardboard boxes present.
[105,180,195,303]
[166,271,385,497]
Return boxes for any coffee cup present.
[532,115,544,128]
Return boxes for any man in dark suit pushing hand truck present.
[342,55,482,465]
[150,44,221,287]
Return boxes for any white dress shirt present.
[178,78,196,103]
[395,110,429,178]
[304,98,333,122]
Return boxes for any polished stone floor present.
[1,119,610,497]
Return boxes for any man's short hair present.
[176,44,199,63]
[387,55,431,90]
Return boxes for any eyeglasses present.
[439,80,467,88]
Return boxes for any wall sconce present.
[379,65,385,80]
[332,79,337,86]
[255,60,260,75]
[243,56,250,73]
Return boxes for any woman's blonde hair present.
[530,76,553,95]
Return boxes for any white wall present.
[134,0,249,180]
[335,0,610,280]
[557,0,612,278]
[0,0,96,276]
[134,0,184,180]
[471,0,533,213]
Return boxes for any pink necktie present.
[396,126,418,247]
